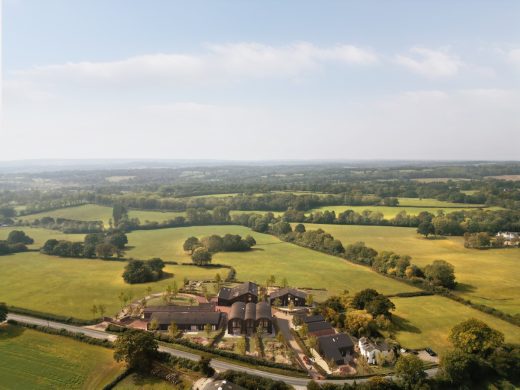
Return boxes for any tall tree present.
[114,330,158,372]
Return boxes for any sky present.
[1,0,520,161]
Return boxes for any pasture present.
[302,224,520,315]
[309,197,498,219]
[0,226,85,249]
[0,324,124,389]
[18,204,185,226]
[391,295,520,353]
[0,251,224,319]
[126,226,418,297]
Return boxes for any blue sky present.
[2,0,520,160]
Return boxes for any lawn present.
[126,226,418,297]
[301,224,520,315]
[0,251,225,319]
[0,324,124,389]
[18,204,185,226]
[114,374,178,389]
[391,295,520,354]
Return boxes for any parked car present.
[303,356,311,365]
[425,348,437,357]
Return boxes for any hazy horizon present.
[2,1,519,161]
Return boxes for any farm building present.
[218,281,258,306]
[358,337,391,364]
[143,303,215,320]
[302,314,325,324]
[307,320,335,337]
[269,287,307,306]
[496,231,520,246]
[148,310,223,332]
[227,301,273,335]
[317,333,355,365]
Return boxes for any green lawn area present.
[0,251,225,319]
[0,324,124,389]
[396,197,484,207]
[302,224,520,315]
[18,204,185,226]
[391,295,520,354]
[126,226,418,297]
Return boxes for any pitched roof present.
[218,282,258,301]
[270,287,307,300]
[302,314,325,324]
[318,333,354,362]
[307,321,334,333]
[150,311,222,326]
[229,301,246,320]
[256,301,272,319]
[245,302,256,321]
[144,303,214,314]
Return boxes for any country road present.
[6,313,438,389]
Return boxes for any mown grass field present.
[390,295,520,353]
[0,251,225,319]
[302,224,520,315]
[126,226,418,297]
[18,204,185,226]
[0,324,124,389]
[0,227,85,249]
[310,197,499,219]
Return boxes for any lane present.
[6,313,437,387]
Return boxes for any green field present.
[0,227,85,249]
[0,324,124,389]
[18,204,185,226]
[310,197,498,219]
[302,224,520,315]
[0,251,225,319]
[391,296,520,353]
[126,226,418,297]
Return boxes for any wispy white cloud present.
[394,47,463,78]
[9,42,378,87]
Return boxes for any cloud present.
[9,42,378,88]
[507,48,520,67]
[394,47,463,77]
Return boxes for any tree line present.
[183,233,257,266]
[0,230,33,256]
[41,231,128,259]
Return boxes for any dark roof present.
[307,321,334,333]
[151,311,222,326]
[318,333,354,362]
[256,301,272,319]
[144,303,214,314]
[245,302,256,321]
[270,287,307,300]
[218,282,258,301]
[204,380,246,390]
[303,314,325,324]
[229,302,246,320]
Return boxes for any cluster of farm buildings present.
[142,281,391,370]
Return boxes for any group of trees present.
[183,233,257,266]
[310,289,394,338]
[122,258,165,284]
[20,217,104,234]
[41,231,128,259]
[0,230,33,256]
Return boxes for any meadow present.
[0,324,124,389]
[18,204,185,226]
[309,197,499,219]
[126,225,419,297]
[390,295,520,353]
[0,251,225,319]
[0,226,85,249]
[302,224,520,315]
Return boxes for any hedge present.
[8,306,98,326]
[7,319,113,348]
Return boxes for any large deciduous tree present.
[114,330,158,372]
[449,319,504,356]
